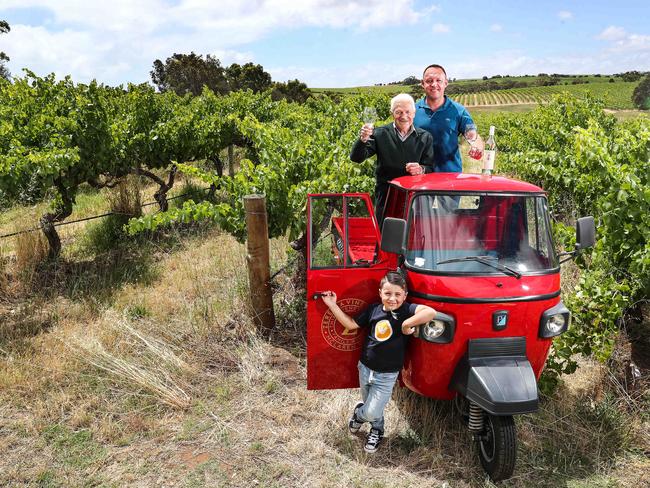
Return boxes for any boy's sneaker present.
[364,428,383,453]
[348,402,364,434]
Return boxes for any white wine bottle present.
[482,125,496,175]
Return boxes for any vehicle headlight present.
[547,314,566,334]
[417,311,455,344]
[539,302,570,338]
[422,320,445,339]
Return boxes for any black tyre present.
[477,413,516,482]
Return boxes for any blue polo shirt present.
[414,96,476,173]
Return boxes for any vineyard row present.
[454,81,639,109]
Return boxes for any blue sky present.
[1,0,649,88]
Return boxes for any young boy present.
[321,271,436,453]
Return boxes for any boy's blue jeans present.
[356,361,399,432]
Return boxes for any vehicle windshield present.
[405,193,558,274]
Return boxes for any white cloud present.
[4,25,121,81]
[421,4,442,16]
[0,0,166,33]
[597,26,628,41]
[557,11,573,21]
[596,26,650,53]
[432,23,450,34]
[2,0,425,85]
[4,0,423,38]
[271,61,424,88]
[490,24,503,33]
[419,47,648,82]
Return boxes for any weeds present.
[14,215,48,279]
[126,303,151,320]
[109,177,142,219]
[75,178,142,255]
[171,180,211,208]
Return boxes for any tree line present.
[150,52,310,103]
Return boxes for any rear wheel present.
[477,413,516,482]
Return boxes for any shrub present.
[632,73,650,109]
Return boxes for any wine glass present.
[362,107,377,126]
[465,133,482,160]
[361,107,377,141]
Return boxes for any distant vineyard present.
[455,81,639,109]
[312,80,641,110]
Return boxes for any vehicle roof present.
[389,172,545,193]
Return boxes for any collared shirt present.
[392,122,415,142]
[414,96,476,173]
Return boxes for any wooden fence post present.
[244,195,276,330]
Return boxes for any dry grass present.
[69,316,194,409]
[13,213,48,277]
[108,176,142,218]
[0,201,648,487]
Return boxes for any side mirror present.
[380,218,406,255]
[575,216,595,251]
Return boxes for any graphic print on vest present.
[374,320,393,342]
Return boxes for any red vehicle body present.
[305,172,594,481]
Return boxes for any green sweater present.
[350,123,435,186]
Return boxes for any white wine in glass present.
[362,107,377,140]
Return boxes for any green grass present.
[41,424,106,469]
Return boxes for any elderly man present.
[351,93,434,225]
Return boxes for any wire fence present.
[0,187,211,240]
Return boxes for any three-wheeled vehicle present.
[306,172,595,481]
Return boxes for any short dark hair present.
[422,64,448,80]
[380,271,407,292]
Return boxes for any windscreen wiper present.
[436,255,522,279]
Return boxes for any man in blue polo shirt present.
[414,64,483,174]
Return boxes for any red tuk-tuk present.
[306,172,595,481]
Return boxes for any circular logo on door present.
[321,298,367,351]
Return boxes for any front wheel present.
[477,413,516,482]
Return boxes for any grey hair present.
[390,93,415,113]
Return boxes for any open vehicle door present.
[306,194,393,390]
